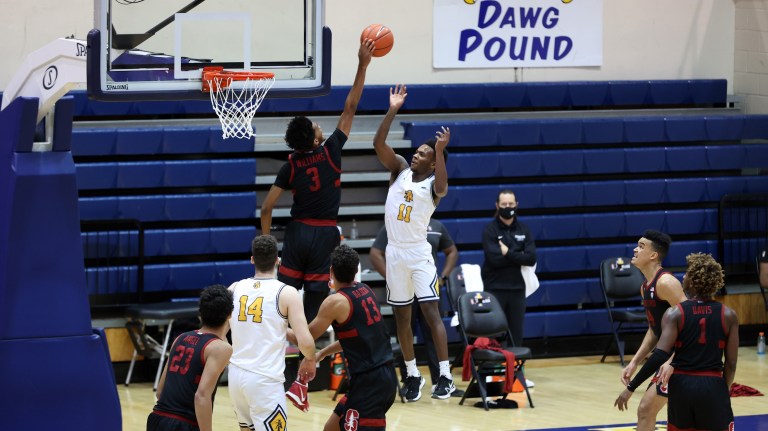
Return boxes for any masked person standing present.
[481,189,537,348]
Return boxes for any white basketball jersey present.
[229,277,288,381]
[384,169,436,246]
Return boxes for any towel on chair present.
[462,337,516,393]
[461,264,484,292]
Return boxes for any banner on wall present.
[433,0,603,69]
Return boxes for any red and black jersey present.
[672,299,727,372]
[642,268,673,337]
[274,129,346,220]
[153,330,222,425]
[333,283,393,376]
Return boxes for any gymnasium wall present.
[734,0,768,114]
[1,0,736,92]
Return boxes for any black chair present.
[756,254,768,311]
[599,257,647,366]
[445,265,481,372]
[456,291,534,410]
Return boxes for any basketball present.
[360,24,394,57]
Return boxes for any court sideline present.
[118,347,767,431]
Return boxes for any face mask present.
[499,207,516,220]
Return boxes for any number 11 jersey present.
[384,169,436,246]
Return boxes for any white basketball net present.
[206,74,275,140]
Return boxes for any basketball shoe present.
[401,375,426,402]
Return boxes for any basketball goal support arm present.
[0,37,87,125]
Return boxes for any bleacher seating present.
[69,79,768,342]
[64,79,727,118]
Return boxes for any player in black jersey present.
[147,285,234,431]
[615,230,687,431]
[260,40,375,323]
[299,244,397,431]
[617,253,738,431]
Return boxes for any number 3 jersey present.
[333,283,393,376]
[229,278,289,381]
[384,169,436,246]
[153,330,222,422]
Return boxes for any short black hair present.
[423,139,449,163]
[251,235,278,272]
[284,116,315,151]
[199,284,233,328]
[331,244,360,284]
[643,229,671,261]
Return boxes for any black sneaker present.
[431,375,456,399]
[402,375,426,402]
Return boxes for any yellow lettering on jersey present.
[397,204,413,223]
[265,405,287,431]
[404,190,413,202]
[237,295,264,322]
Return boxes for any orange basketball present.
[360,24,394,57]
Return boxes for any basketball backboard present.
[88,0,330,101]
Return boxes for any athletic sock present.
[405,359,420,377]
[439,360,451,379]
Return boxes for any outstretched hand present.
[435,126,450,153]
[614,388,634,411]
[389,84,407,110]
[358,39,375,66]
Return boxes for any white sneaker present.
[525,378,535,388]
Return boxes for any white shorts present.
[228,364,288,431]
[385,242,439,306]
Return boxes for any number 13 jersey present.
[229,278,288,381]
[384,169,436,246]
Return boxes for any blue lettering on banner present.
[459,0,572,62]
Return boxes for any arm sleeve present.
[326,128,348,154]
[626,348,671,392]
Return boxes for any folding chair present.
[599,257,647,366]
[445,264,482,372]
[456,291,534,410]
[124,301,200,391]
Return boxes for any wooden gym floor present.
[118,346,768,431]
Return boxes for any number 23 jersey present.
[229,278,288,381]
[384,169,436,246]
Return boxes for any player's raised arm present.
[337,39,375,137]
[432,126,450,199]
[373,84,409,180]
[260,185,284,236]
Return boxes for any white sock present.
[405,359,420,378]
[439,360,451,379]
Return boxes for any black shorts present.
[333,365,397,431]
[667,372,733,431]
[278,220,339,293]
[147,411,199,431]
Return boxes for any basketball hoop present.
[202,67,275,140]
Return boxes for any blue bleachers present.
[445,144,768,179]
[438,176,768,213]
[82,226,257,258]
[71,126,253,156]
[63,79,726,117]
[79,192,256,221]
[403,115,768,148]
[75,159,256,189]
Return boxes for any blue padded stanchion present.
[0,96,122,431]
